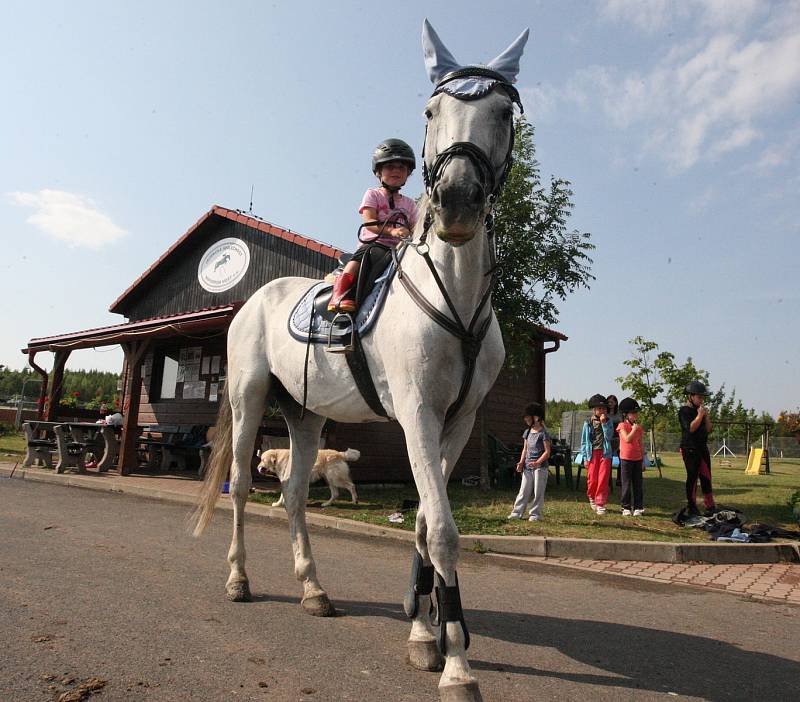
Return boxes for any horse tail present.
[191,382,233,537]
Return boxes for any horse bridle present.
[395,68,522,423]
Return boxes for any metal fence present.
[556,412,800,459]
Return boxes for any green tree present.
[478,118,594,490]
[493,118,595,369]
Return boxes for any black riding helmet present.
[524,402,544,421]
[372,138,416,175]
[684,380,710,396]
[619,397,641,414]
[587,394,608,409]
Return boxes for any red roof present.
[23,305,240,354]
[533,324,568,342]
[109,206,344,314]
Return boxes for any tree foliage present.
[616,337,773,438]
[493,118,595,369]
[0,365,120,409]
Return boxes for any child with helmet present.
[328,138,418,313]
[617,397,645,516]
[580,394,615,514]
[679,381,716,516]
[507,402,552,522]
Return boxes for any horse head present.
[421,20,529,245]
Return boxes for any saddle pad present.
[288,250,403,345]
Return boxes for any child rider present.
[328,138,418,313]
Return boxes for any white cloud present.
[7,189,127,249]
[601,0,765,33]
[550,3,800,170]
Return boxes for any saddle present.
[288,248,403,347]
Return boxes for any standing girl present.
[581,394,615,515]
[508,403,551,522]
[679,381,716,516]
[617,397,645,516]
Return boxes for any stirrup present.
[326,312,355,353]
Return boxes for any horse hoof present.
[439,681,483,702]
[301,593,336,617]
[406,640,443,671]
[226,582,252,602]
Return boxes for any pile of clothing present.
[671,506,800,543]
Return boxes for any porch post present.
[117,340,149,475]
[27,351,49,420]
[44,349,71,421]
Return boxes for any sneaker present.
[507,513,521,520]
[633,509,645,517]
[528,514,540,522]
[621,508,632,516]
[687,504,701,517]
[596,506,606,515]
[589,498,596,511]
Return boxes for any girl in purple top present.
[328,138,418,313]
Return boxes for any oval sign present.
[197,237,251,293]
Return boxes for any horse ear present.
[486,28,530,83]
[422,19,461,85]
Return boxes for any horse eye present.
[424,109,433,120]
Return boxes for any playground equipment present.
[745,447,767,475]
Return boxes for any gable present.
[111,207,343,321]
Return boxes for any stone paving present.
[524,556,800,605]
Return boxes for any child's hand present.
[390,226,409,238]
[515,460,524,473]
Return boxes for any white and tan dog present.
[257,448,360,508]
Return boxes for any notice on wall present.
[182,381,207,400]
[209,382,219,402]
[201,356,210,375]
[210,355,221,374]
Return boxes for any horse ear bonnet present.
[422,19,528,111]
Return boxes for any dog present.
[257,448,360,508]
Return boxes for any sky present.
[1,0,798,416]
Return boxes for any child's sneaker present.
[589,498,596,512]
[528,514,540,522]
[507,513,521,520]
[621,508,632,516]
[633,509,645,517]
[595,506,606,515]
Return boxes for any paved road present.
[1,480,798,702]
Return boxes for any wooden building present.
[23,205,567,480]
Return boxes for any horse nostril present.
[468,184,483,207]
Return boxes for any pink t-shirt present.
[617,421,644,461]
[358,188,417,248]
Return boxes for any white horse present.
[193,20,529,702]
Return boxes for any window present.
[160,352,180,399]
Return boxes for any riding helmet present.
[587,394,608,409]
[372,138,416,174]
[619,397,641,414]
[684,380,710,396]
[524,403,545,421]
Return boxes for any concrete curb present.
[3,465,798,565]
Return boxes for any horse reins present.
[394,68,521,423]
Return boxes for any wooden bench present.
[22,421,60,468]
[139,425,208,471]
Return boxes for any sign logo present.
[198,238,250,293]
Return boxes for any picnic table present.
[138,425,208,472]
[22,421,120,473]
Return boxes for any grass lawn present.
[249,452,800,543]
[0,431,26,458]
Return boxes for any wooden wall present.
[120,217,338,322]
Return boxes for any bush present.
[0,422,15,437]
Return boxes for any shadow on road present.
[253,593,798,701]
